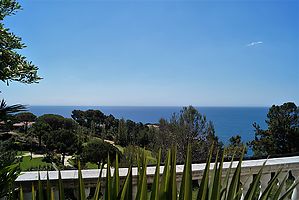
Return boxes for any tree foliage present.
[30,114,81,163]
[14,112,36,122]
[0,0,41,85]
[0,139,20,199]
[30,121,50,147]
[0,139,17,168]
[0,1,39,198]
[225,135,247,158]
[153,106,221,162]
[71,109,153,147]
[80,138,117,168]
[249,102,299,156]
[71,109,106,134]
[0,0,40,130]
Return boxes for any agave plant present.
[22,145,298,200]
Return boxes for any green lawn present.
[19,156,52,171]
[16,151,30,156]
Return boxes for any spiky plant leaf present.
[78,161,86,200]
[169,145,177,200]
[94,163,104,200]
[125,164,133,200]
[209,150,219,200]
[243,159,267,200]
[136,148,149,200]
[179,144,192,200]
[197,145,213,200]
[58,170,64,200]
[46,171,51,200]
[222,150,235,200]
[50,188,54,200]
[38,172,43,200]
[211,150,225,200]
[31,182,36,200]
[150,149,161,200]
[259,169,282,200]
[112,153,120,200]
[116,166,132,200]
[0,164,20,199]
[279,179,299,200]
[19,185,24,200]
[271,172,288,200]
[104,155,112,200]
[139,157,148,200]
[136,147,143,197]
[159,149,171,200]
[0,99,26,121]
[226,148,244,200]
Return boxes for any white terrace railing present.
[16,156,299,200]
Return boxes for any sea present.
[28,106,268,146]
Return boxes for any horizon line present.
[25,104,271,108]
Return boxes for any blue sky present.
[2,0,299,106]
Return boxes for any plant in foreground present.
[20,145,298,200]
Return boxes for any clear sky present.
[2,0,299,106]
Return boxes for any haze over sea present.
[28,106,268,144]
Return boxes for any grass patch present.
[19,156,52,171]
[85,162,99,169]
[16,151,30,156]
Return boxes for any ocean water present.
[28,106,268,145]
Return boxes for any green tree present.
[14,112,36,123]
[0,0,41,85]
[71,109,106,133]
[32,114,81,163]
[0,0,40,130]
[0,139,17,168]
[156,106,221,162]
[30,121,50,147]
[53,128,78,165]
[225,135,247,158]
[0,1,40,197]
[81,138,117,168]
[104,114,119,132]
[116,118,128,146]
[102,114,119,140]
[13,112,37,133]
[249,102,299,156]
[0,139,20,198]
[36,114,66,130]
